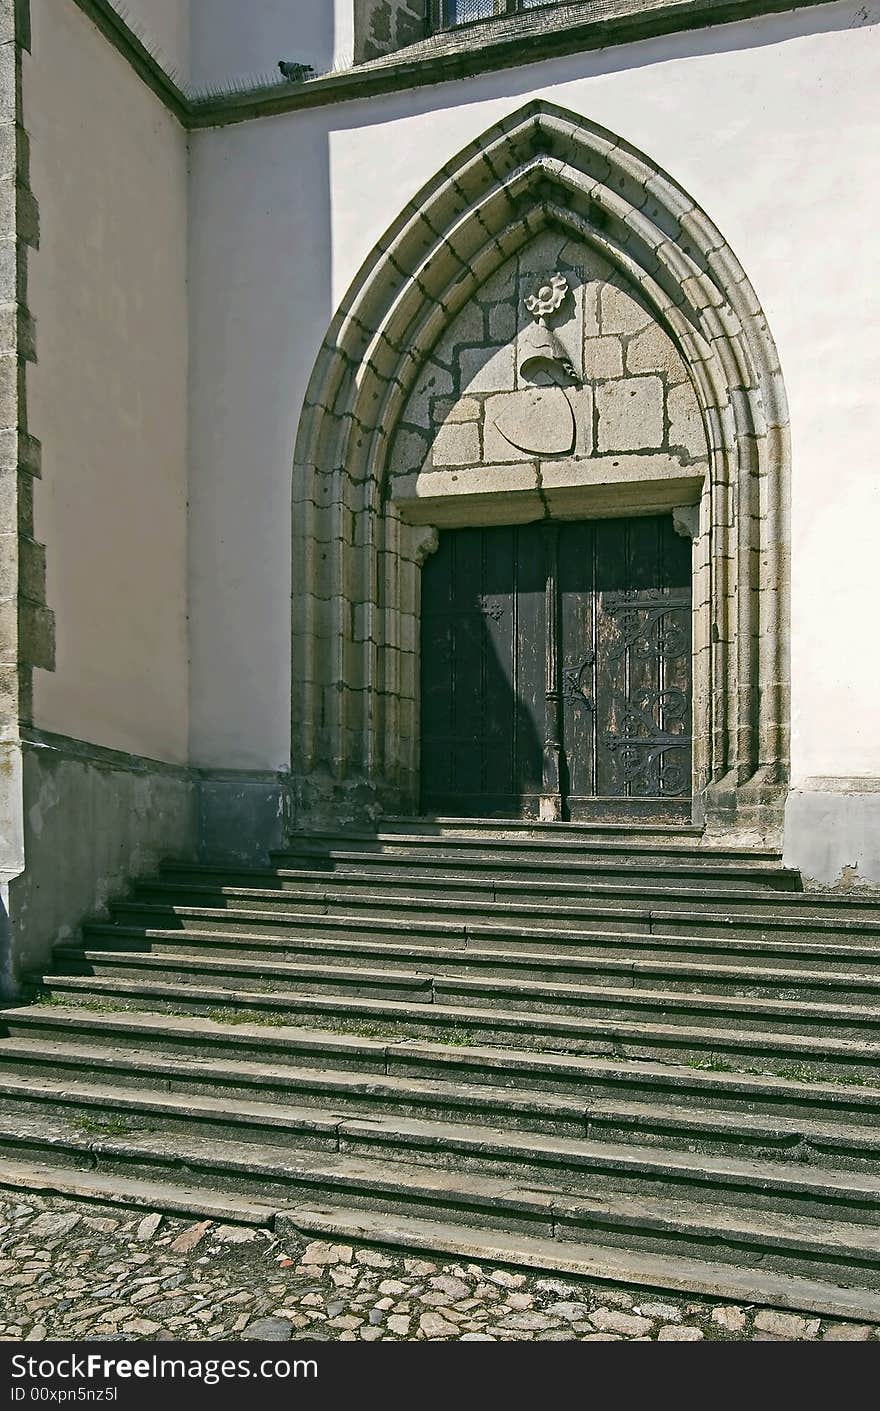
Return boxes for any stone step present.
[20,816,880,1318]
[86,911,880,971]
[0,1155,278,1224]
[8,1078,880,1236]
[24,975,880,1077]
[270,848,806,892]
[46,945,880,1040]
[0,1149,873,1322]
[8,1073,880,1225]
[79,924,880,1003]
[3,1034,880,1169]
[367,817,711,841]
[275,1204,880,1324]
[103,894,880,943]
[140,876,880,918]
[0,1151,874,1323]
[274,826,761,862]
[2,1108,880,1291]
[6,1005,879,1121]
[158,859,800,895]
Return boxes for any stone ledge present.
[195,0,840,128]
[19,724,191,779]
[69,0,838,131]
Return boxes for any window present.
[436,0,556,30]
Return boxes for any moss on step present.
[774,1064,871,1088]
[202,1008,291,1028]
[75,1116,156,1137]
[21,992,878,1084]
[685,1053,874,1088]
[30,994,138,1017]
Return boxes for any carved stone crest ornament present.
[519,271,579,383]
[492,386,575,455]
[524,273,570,320]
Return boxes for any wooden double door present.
[420,515,693,821]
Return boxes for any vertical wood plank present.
[420,514,692,818]
[558,519,596,807]
[514,522,547,814]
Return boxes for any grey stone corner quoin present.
[290,99,790,840]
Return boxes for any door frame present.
[289,103,790,843]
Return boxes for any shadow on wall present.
[420,523,545,819]
[188,114,334,777]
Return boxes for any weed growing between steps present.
[202,1012,479,1045]
[684,1055,875,1087]
[76,1116,157,1138]
[773,1064,872,1085]
[30,994,137,1016]
[29,995,308,1031]
[203,1008,290,1027]
[22,994,879,1083]
[25,995,447,1044]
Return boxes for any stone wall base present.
[3,732,304,994]
[784,779,880,890]
[5,729,196,995]
[288,772,413,834]
[700,767,787,849]
[197,770,288,864]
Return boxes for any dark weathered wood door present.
[420,515,692,820]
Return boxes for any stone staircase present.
[3,818,880,1320]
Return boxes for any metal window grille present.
[434,0,556,30]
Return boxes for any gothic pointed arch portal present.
[291,100,790,839]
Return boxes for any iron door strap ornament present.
[601,587,692,797]
[562,653,595,708]
[605,739,690,796]
[605,590,690,661]
[604,688,691,797]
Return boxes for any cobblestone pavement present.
[0,1192,876,1342]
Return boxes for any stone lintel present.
[394,453,705,526]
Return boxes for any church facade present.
[1,0,878,985]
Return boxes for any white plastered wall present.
[189,0,352,89]
[25,0,189,764]
[187,0,880,823]
[121,0,191,82]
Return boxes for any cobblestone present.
[0,1193,875,1342]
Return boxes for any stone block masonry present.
[0,0,53,996]
[389,229,708,506]
[354,0,427,64]
[0,0,52,720]
[5,728,196,990]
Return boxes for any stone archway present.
[291,100,790,840]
